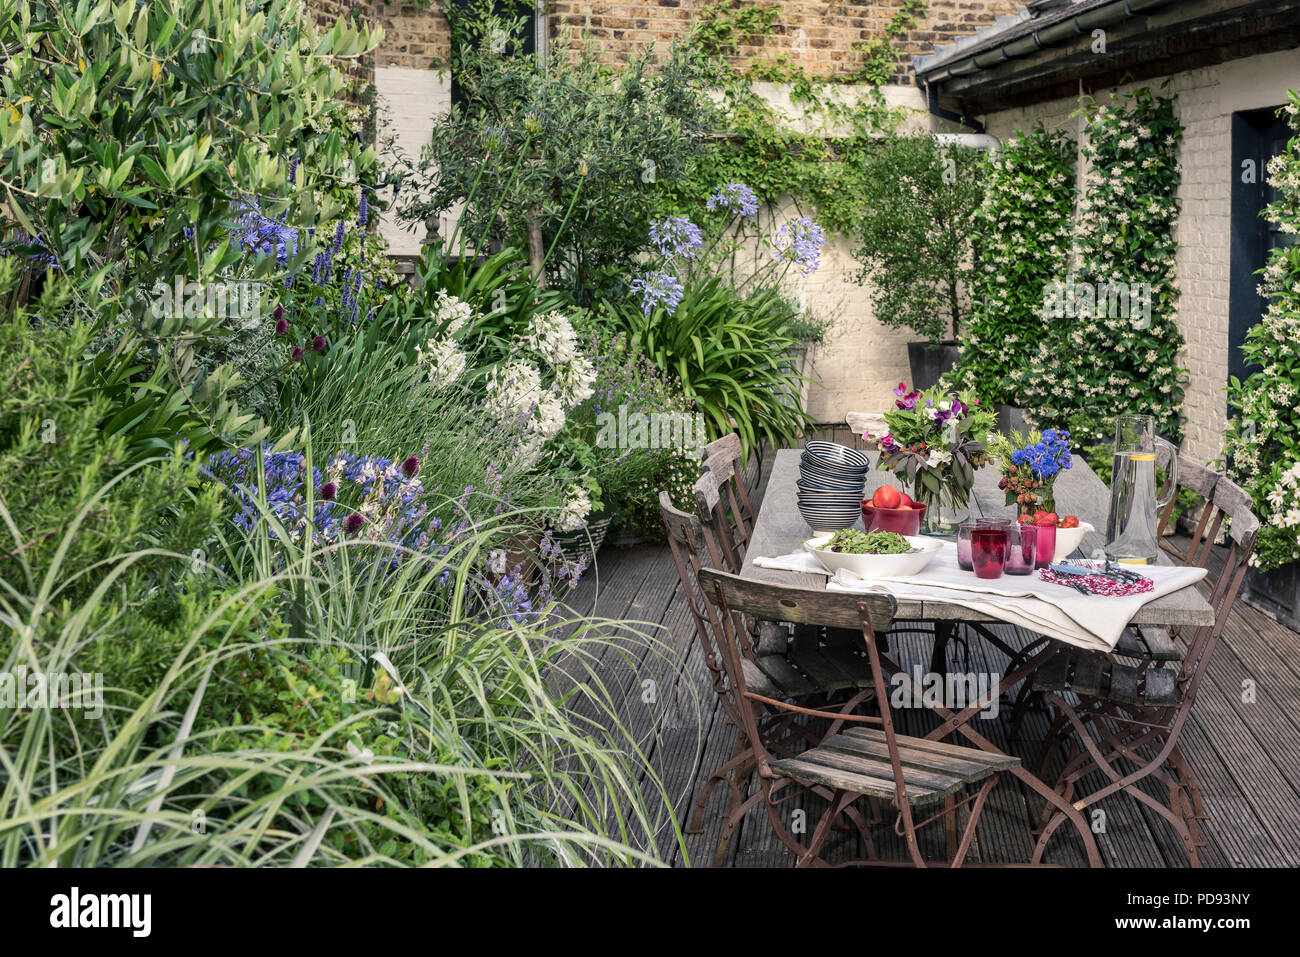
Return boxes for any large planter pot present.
[550,517,613,564]
[906,341,960,392]
[1242,562,1300,632]
[996,403,1028,436]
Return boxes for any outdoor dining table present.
[738,448,1217,866]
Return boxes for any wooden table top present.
[739,449,1215,628]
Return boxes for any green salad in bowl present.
[818,529,919,555]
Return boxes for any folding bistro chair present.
[699,433,757,570]
[659,490,876,865]
[1007,457,1223,742]
[1028,473,1259,866]
[699,567,1021,867]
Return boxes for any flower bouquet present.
[870,383,995,534]
[987,428,1073,515]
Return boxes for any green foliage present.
[397,7,717,301]
[850,134,988,342]
[0,0,378,323]
[1224,91,1300,572]
[1014,89,1186,447]
[599,276,811,458]
[948,125,1076,405]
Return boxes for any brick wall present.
[981,48,1300,469]
[547,1,1020,81]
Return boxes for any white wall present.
[981,48,1300,467]
[374,66,452,257]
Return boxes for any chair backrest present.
[658,490,739,708]
[698,567,902,793]
[1173,473,1259,710]
[701,433,756,561]
[1156,455,1220,564]
[692,468,743,573]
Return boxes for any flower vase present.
[913,481,970,536]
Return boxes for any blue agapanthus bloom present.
[649,215,704,260]
[631,269,685,315]
[229,197,299,263]
[707,182,759,218]
[772,216,825,276]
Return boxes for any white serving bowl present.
[804,533,942,579]
[1051,521,1095,563]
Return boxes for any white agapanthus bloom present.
[432,288,474,335]
[533,388,566,442]
[486,358,542,422]
[556,483,592,532]
[554,354,596,407]
[415,335,467,388]
[527,310,579,365]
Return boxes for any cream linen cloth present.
[751,552,830,575]
[823,542,1207,653]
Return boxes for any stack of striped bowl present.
[797,440,870,532]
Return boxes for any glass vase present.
[913,479,970,537]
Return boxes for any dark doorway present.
[449,1,541,111]
[1229,106,1295,387]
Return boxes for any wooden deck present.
[556,429,1300,867]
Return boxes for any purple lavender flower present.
[288,155,298,184]
[648,216,703,260]
[358,189,369,227]
[706,182,759,218]
[772,216,825,276]
[331,221,346,256]
[631,269,685,315]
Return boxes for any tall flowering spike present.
[331,220,346,256]
[358,188,369,227]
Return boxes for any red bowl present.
[861,502,927,536]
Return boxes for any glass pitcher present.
[1104,415,1178,565]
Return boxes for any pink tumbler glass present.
[1004,523,1038,575]
[955,523,978,571]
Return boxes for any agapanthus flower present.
[415,335,467,388]
[772,216,826,276]
[649,216,704,260]
[556,484,592,532]
[527,311,579,365]
[431,289,474,334]
[631,270,685,315]
[707,182,759,218]
[486,358,543,423]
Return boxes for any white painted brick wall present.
[982,49,1300,467]
[374,66,452,257]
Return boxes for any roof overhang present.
[915,0,1300,115]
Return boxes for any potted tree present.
[851,133,987,389]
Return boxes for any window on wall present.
[449,1,545,110]
[1229,106,1297,387]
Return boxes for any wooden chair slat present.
[1142,667,1178,706]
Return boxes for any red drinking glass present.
[971,528,1007,579]
[1033,522,1057,569]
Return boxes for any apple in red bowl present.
[861,485,927,535]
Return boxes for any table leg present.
[930,620,953,677]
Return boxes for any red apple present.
[896,490,914,508]
[872,486,901,509]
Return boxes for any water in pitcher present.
[1105,450,1159,564]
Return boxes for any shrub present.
[948,125,1076,406]
[1224,91,1300,572]
[1014,89,1186,446]
[850,134,988,342]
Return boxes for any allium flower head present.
[311,334,327,353]
[319,481,338,501]
[401,455,420,478]
[291,346,304,362]
[275,317,290,335]
[342,512,365,534]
